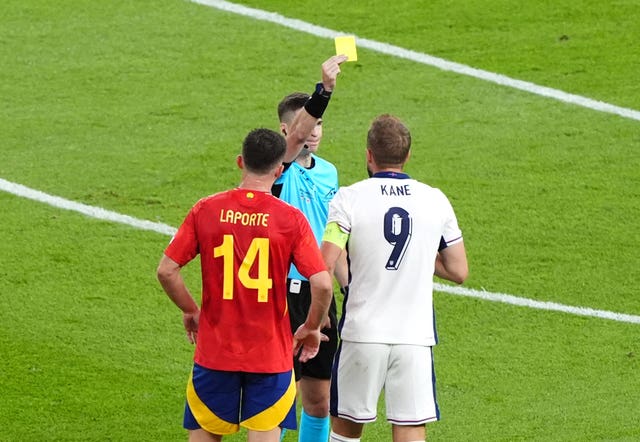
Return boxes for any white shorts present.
[330,342,439,425]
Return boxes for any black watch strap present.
[315,82,332,98]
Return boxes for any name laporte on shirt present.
[219,209,269,227]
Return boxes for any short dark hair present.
[277,92,310,123]
[367,114,411,168]
[242,128,286,174]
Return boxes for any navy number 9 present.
[383,207,412,270]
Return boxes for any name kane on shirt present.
[380,184,411,196]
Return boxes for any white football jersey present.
[327,172,462,346]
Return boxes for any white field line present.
[436,283,640,324]
[190,0,640,123]
[0,178,177,237]
[2,177,639,325]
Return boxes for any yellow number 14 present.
[213,235,272,302]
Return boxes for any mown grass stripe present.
[190,0,640,122]
[3,176,638,325]
[0,178,177,237]
[435,283,640,324]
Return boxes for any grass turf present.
[1,0,638,440]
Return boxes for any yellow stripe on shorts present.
[241,370,296,430]
[186,371,239,435]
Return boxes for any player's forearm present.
[333,250,349,288]
[157,256,199,313]
[305,271,334,329]
[434,255,456,281]
[161,278,199,314]
[434,245,469,284]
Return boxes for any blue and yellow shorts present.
[183,363,297,435]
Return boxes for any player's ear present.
[280,123,288,136]
[274,163,284,179]
[366,148,373,164]
[236,155,244,170]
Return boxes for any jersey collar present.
[372,171,411,179]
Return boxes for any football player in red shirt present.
[157,55,345,442]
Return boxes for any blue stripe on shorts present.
[184,363,297,435]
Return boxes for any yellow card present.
[334,35,358,61]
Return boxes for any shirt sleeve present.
[164,206,199,266]
[326,188,351,235]
[439,190,463,248]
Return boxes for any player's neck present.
[373,167,404,174]
[238,177,275,193]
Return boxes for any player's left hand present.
[293,323,329,362]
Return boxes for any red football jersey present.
[165,188,326,373]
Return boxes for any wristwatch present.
[315,82,332,98]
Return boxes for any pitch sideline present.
[2,177,638,325]
[191,0,640,123]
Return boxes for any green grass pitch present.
[1,0,639,440]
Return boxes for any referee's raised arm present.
[283,55,348,163]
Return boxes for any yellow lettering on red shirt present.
[219,209,270,227]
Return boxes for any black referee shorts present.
[287,278,338,381]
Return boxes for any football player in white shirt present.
[321,114,468,442]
